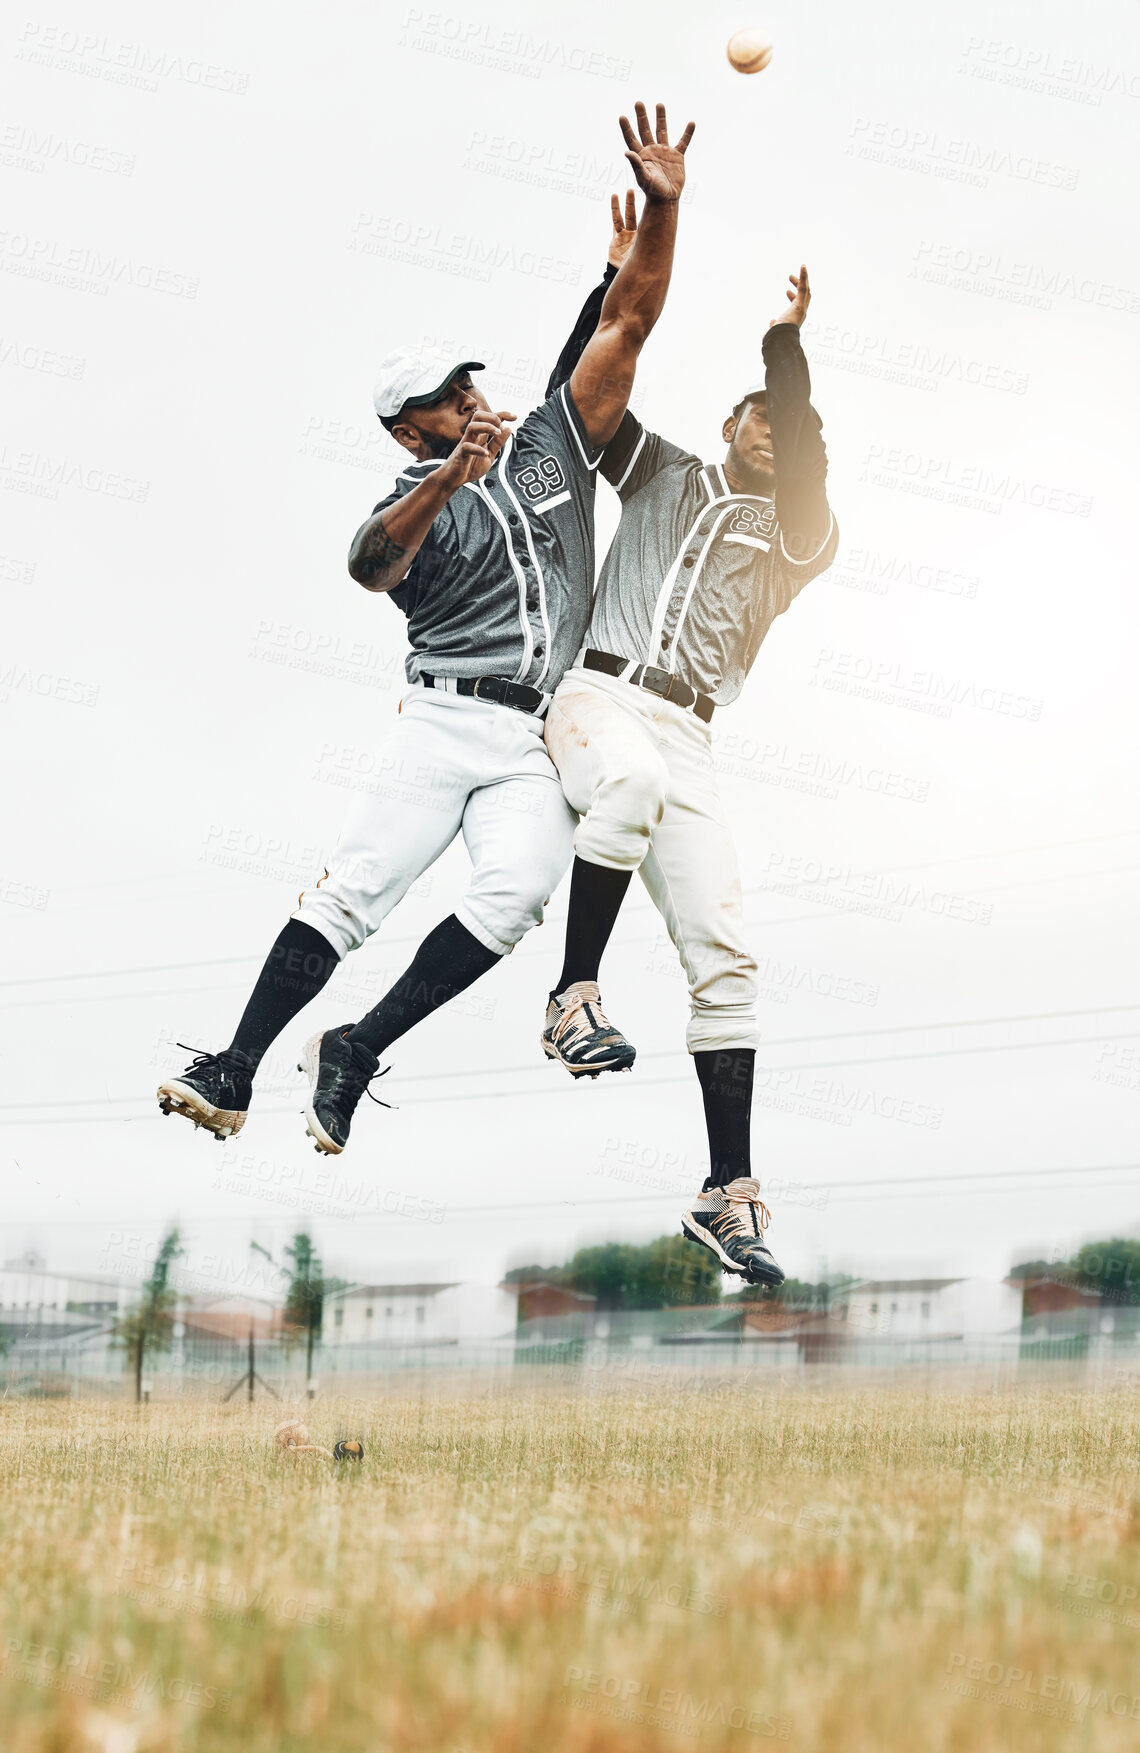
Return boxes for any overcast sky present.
[2,0,1137,1299]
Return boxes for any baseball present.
[727,29,773,74]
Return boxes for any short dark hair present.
[731,391,766,425]
[378,410,400,434]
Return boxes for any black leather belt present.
[582,648,715,723]
[421,673,550,716]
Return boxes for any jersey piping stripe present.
[646,502,719,662]
[657,505,740,672]
[532,489,570,514]
[497,441,554,690]
[394,460,446,486]
[723,532,771,552]
[779,509,835,566]
[612,428,647,493]
[645,474,779,669]
[467,439,534,683]
[558,383,602,471]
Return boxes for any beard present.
[729,451,775,497]
[410,424,455,460]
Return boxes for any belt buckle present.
[640,666,672,700]
[473,676,505,704]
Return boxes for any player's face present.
[723,397,775,492]
[397,371,491,458]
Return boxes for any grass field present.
[2,1378,1139,1752]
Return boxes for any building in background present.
[507,1279,597,1325]
[322,1281,517,1346]
[838,1277,1023,1340]
[0,1249,132,1340]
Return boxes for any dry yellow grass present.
[2,1378,1139,1751]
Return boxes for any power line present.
[3,1162,1137,1229]
[1,1001,1137,1113]
[0,956,258,990]
[6,827,1137,993]
[2,1027,1137,1126]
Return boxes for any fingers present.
[611,192,622,232]
[464,410,516,429]
[461,411,515,456]
[625,149,650,189]
[619,102,695,156]
[624,188,637,229]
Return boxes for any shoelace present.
[711,1189,773,1241]
[552,988,606,1047]
[176,1043,252,1079]
[357,1066,393,1110]
[337,1036,394,1110]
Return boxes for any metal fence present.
[2,1308,1138,1400]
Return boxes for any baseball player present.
[157,102,694,1156]
[540,262,838,1286]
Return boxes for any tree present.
[503,1263,566,1285]
[564,1236,722,1310]
[626,1236,722,1309]
[1010,1240,1140,1306]
[1071,1239,1140,1305]
[565,1243,637,1310]
[115,1227,184,1403]
[283,1232,326,1388]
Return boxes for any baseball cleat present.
[299,1025,389,1155]
[157,1045,254,1141]
[681,1177,785,1286]
[541,982,636,1078]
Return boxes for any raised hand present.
[769,264,811,329]
[619,101,694,204]
[608,190,638,269]
[440,409,516,487]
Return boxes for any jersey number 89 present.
[515,455,566,501]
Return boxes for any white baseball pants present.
[545,665,758,1054]
[295,686,576,960]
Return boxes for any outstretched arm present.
[544,193,638,399]
[763,265,833,559]
[570,102,693,448]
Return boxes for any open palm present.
[620,101,694,203]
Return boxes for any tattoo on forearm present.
[360,519,407,572]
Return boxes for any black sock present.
[694,1049,755,1189]
[228,919,341,1070]
[347,915,501,1058]
[552,856,632,996]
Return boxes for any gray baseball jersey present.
[585,326,838,707]
[587,436,837,707]
[374,383,602,691]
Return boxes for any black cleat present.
[681,1177,786,1286]
[299,1026,389,1155]
[157,1045,254,1141]
[541,981,636,1079]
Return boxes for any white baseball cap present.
[372,349,485,421]
[733,380,767,409]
